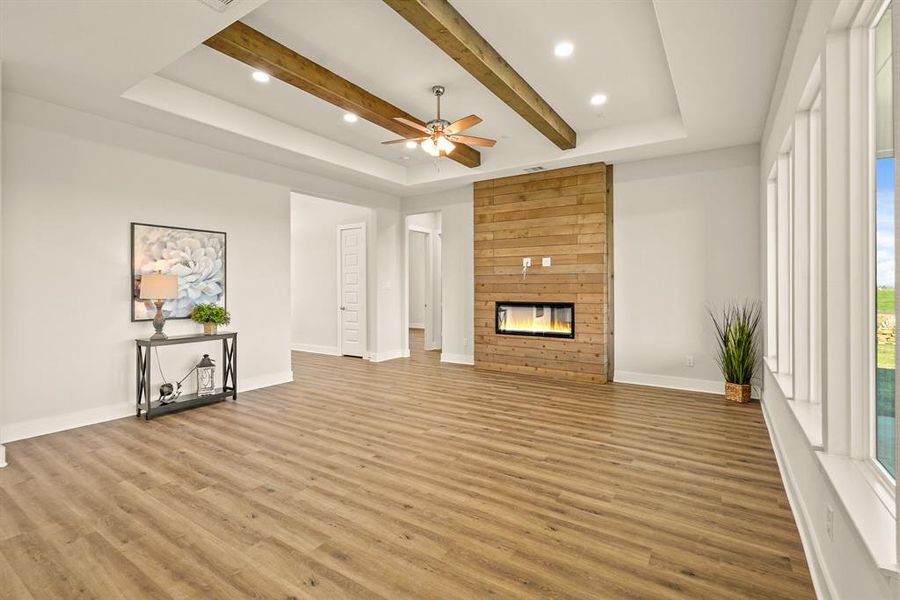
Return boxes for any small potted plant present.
[190,304,231,335]
[709,300,761,403]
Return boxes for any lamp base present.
[151,299,168,340]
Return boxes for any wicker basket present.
[725,382,751,403]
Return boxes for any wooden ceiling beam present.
[203,21,481,168]
[383,0,577,150]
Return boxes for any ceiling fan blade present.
[393,117,431,134]
[444,115,482,135]
[382,137,428,145]
[447,134,496,147]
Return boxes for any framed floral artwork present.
[131,223,226,321]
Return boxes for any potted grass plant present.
[709,300,761,403]
[190,304,231,335]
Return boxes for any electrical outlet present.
[685,355,694,367]
[463,337,469,348]
[826,505,834,540]
[522,257,532,267]
[542,256,552,267]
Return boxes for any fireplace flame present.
[499,307,573,335]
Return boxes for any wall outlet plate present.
[542,256,551,267]
[825,505,834,540]
[685,355,694,367]
[522,257,532,267]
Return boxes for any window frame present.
[867,0,898,487]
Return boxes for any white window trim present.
[857,0,899,495]
[810,96,824,407]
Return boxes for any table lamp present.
[139,273,179,340]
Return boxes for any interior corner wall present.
[402,186,474,364]
[290,193,373,355]
[0,96,293,443]
[613,144,760,393]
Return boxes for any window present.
[873,3,895,476]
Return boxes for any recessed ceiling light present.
[554,41,574,58]
[343,113,359,123]
[251,71,270,83]
[405,140,418,149]
[590,94,608,106]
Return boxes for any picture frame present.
[131,222,227,322]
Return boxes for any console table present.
[135,332,237,420]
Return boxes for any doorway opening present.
[290,192,371,359]
[404,212,442,357]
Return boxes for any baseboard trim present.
[760,398,834,600]
[441,352,474,365]
[0,445,6,468]
[0,369,294,445]
[1,402,135,444]
[240,370,294,392]
[291,343,340,356]
[370,350,405,362]
[613,371,724,395]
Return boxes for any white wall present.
[0,95,298,444]
[290,193,372,354]
[0,64,5,467]
[613,144,761,393]
[373,204,404,361]
[402,187,473,364]
[408,231,427,328]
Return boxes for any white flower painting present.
[132,223,226,321]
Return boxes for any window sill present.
[764,357,794,399]
[764,361,822,447]
[817,452,899,577]
[787,399,823,448]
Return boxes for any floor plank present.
[0,330,814,599]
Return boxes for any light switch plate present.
[542,256,551,267]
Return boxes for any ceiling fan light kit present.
[383,85,496,158]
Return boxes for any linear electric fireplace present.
[496,301,575,339]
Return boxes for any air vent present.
[197,0,235,11]
[523,166,545,173]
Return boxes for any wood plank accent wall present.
[474,163,612,383]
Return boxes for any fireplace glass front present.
[495,302,574,339]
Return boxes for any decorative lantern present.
[197,354,216,396]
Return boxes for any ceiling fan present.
[382,85,496,157]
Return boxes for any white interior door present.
[338,224,366,357]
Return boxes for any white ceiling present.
[0,0,795,196]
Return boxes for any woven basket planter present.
[725,382,751,403]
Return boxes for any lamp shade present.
[139,273,179,300]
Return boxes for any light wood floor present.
[0,330,813,599]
